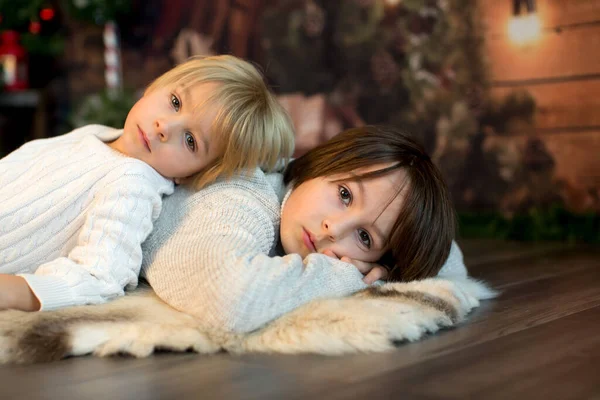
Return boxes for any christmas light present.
[29,21,41,34]
[508,0,540,45]
[40,8,55,21]
[385,0,402,6]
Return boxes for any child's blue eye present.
[338,186,352,206]
[358,229,372,249]
[171,94,181,111]
[185,132,196,151]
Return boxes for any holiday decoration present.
[103,20,122,95]
[65,0,131,25]
[0,1,64,56]
[0,31,28,91]
[261,0,489,200]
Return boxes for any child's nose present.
[322,216,352,241]
[154,118,176,141]
[154,119,168,141]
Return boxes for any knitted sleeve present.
[437,241,467,278]
[18,171,166,310]
[143,189,369,334]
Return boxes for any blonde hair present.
[146,55,295,190]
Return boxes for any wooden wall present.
[480,0,600,193]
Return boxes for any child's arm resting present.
[144,190,368,334]
[437,241,468,278]
[0,274,41,311]
[18,177,164,311]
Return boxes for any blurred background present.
[0,0,598,244]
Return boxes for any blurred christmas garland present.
[0,0,131,55]
[261,0,487,153]
[0,0,64,56]
[261,0,497,212]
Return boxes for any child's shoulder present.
[67,124,122,142]
[175,168,282,214]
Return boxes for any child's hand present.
[0,274,41,311]
[321,250,388,285]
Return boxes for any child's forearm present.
[0,274,41,311]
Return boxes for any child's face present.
[280,163,408,262]
[118,82,222,180]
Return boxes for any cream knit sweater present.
[0,125,174,310]
[141,168,466,333]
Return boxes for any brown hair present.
[283,125,456,282]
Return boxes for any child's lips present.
[302,228,316,252]
[138,126,151,152]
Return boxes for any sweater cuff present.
[17,274,76,311]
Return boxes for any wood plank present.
[467,247,600,287]
[480,0,600,35]
[322,306,600,400]
[0,354,280,400]
[459,239,577,268]
[542,130,600,187]
[485,23,600,82]
[491,80,600,129]
[480,132,600,189]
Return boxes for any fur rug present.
[0,276,496,364]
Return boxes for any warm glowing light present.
[385,0,402,6]
[508,14,541,45]
[40,8,55,21]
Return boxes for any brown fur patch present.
[15,311,134,364]
[361,287,458,322]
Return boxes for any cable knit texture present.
[0,125,174,310]
[141,168,467,333]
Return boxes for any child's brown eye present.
[338,186,352,206]
[185,132,196,151]
[358,229,372,249]
[171,94,181,111]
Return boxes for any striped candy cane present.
[103,21,122,96]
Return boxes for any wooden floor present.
[1,240,599,400]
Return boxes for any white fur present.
[0,276,496,363]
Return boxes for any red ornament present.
[29,21,41,34]
[40,8,55,21]
[0,30,29,91]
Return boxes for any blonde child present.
[0,55,294,312]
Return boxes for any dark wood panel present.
[0,354,279,400]
[322,306,600,400]
[540,131,600,187]
[458,239,577,270]
[491,80,600,129]
[475,133,600,189]
[481,0,600,35]
[485,24,600,81]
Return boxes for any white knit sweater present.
[0,125,174,310]
[141,168,466,333]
